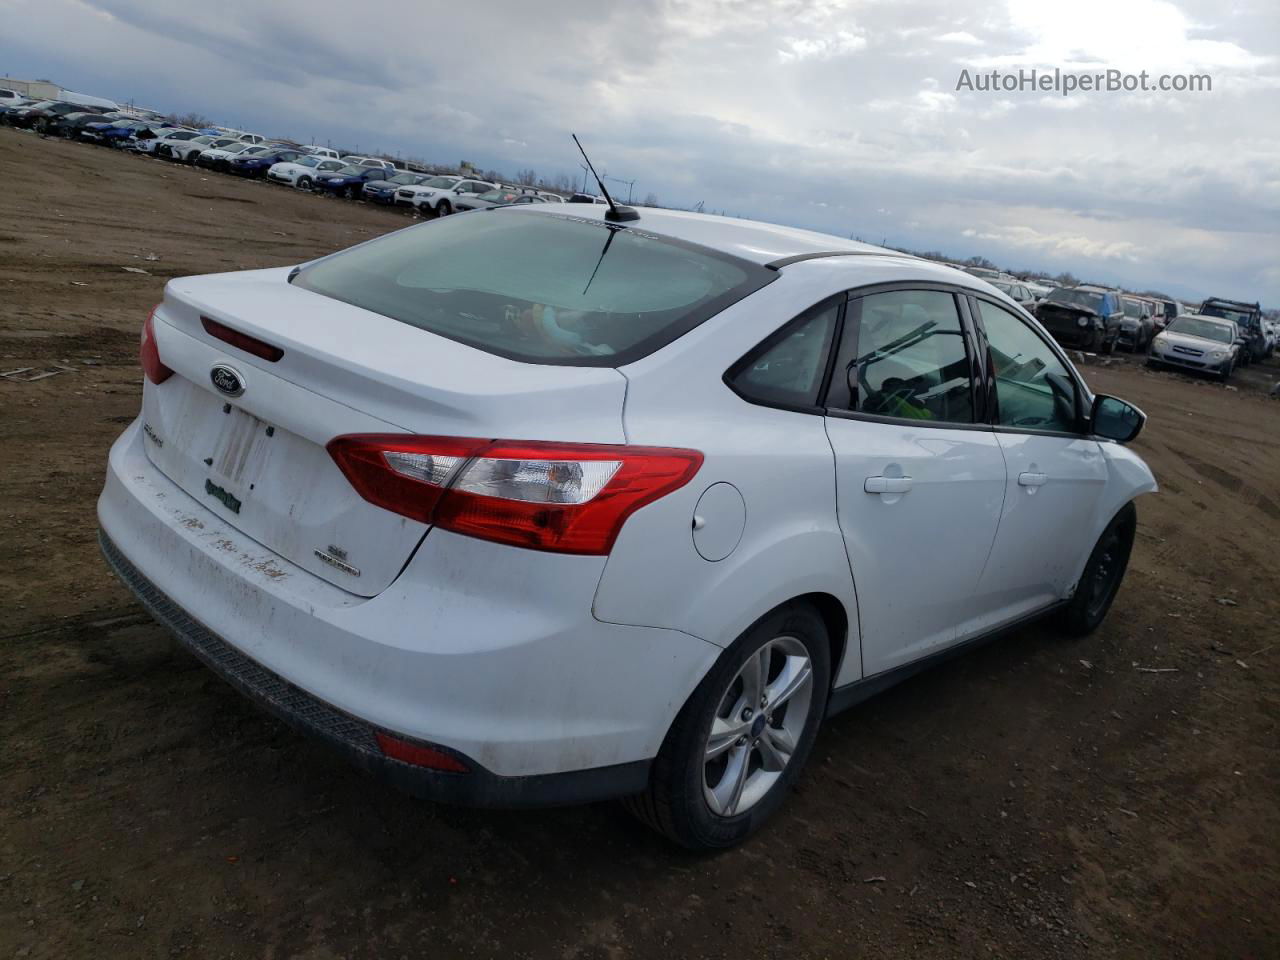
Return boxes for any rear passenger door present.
[968,298,1108,632]
[823,286,1007,675]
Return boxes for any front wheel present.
[624,602,831,849]
[296,177,312,192]
[436,199,452,217]
[1056,503,1136,637]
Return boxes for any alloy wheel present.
[702,635,814,817]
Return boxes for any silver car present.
[1147,314,1239,382]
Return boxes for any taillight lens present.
[140,305,174,384]
[327,435,703,555]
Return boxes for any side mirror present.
[1091,394,1145,444]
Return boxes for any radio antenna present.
[572,134,639,222]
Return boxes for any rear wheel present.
[623,601,831,849]
[1056,503,1136,637]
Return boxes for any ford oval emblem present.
[210,363,245,397]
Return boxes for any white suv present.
[266,155,347,189]
[98,206,1154,849]
[398,176,496,216]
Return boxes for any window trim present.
[722,294,847,415]
[967,293,1094,439]
[821,281,988,432]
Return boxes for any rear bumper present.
[97,420,716,801]
[98,529,650,806]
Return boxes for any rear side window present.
[728,300,839,409]
[837,290,974,423]
[293,211,775,365]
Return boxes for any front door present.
[968,298,1108,634]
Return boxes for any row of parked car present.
[0,91,599,218]
[957,266,1275,384]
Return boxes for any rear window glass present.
[292,211,774,365]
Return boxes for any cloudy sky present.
[3,0,1278,302]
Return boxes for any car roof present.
[496,204,898,267]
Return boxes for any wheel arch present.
[791,592,850,690]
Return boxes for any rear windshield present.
[292,211,774,365]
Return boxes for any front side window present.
[978,301,1080,433]
[730,301,839,409]
[839,289,974,423]
[292,211,774,365]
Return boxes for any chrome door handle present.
[864,476,913,494]
[1018,472,1048,487]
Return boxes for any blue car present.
[229,146,304,178]
[359,171,429,204]
[311,164,392,199]
[82,118,160,147]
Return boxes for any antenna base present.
[604,205,641,222]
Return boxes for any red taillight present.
[375,732,470,773]
[140,305,174,384]
[326,434,703,555]
[201,316,284,362]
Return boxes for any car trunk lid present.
[143,267,629,596]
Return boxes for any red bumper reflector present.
[375,732,470,773]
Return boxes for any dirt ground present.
[1,129,1277,960]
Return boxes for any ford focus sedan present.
[98,206,1155,849]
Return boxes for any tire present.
[1056,503,1136,637]
[623,601,831,850]
[1218,362,1233,384]
[344,185,357,200]
[436,199,452,217]
[1103,331,1117,356]
[296,177,312,192]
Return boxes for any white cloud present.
[778,30,867,63]
[937,31,982,45]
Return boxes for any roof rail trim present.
[765,250,917,270]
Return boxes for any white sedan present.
[98,206,1154,849]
